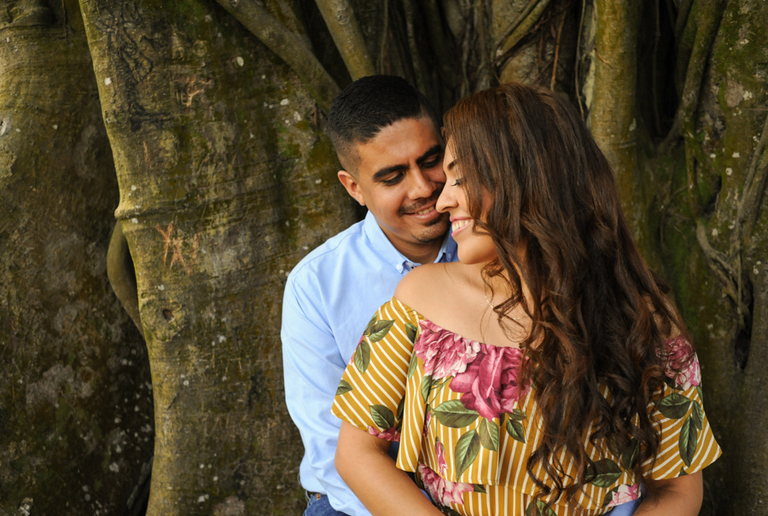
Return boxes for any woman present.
[332,83,720,515]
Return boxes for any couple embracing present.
[282,76,720,516]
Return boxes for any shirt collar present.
[362,211,457,273]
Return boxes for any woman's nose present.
[436,185,454,213]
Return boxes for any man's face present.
[338,117,450,259]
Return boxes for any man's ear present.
[337,170,365,206]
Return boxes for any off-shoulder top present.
[332,298,721,515]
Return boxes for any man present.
[281,75,456,515]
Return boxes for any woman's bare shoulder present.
[395,262,460,309]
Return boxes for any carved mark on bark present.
[93,1,172,131]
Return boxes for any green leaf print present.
[586,459,623,488]
[508,408,527,421]
[525,499,557,516]
[478,417,500,451]
[363,314,377,335]
[433,400,480,428]
[455,430,481,480]
[407,352,418,379]
[602,487,619,507]
[505,417,526,443]
[336,380,353,396]
[420,374,432,402]
[620,438,640,470]
[696,385,704,402]
[405,322,418,343]
[368,320,395,342]
[658,392,692,419]
[370,404,395,430]
[473,484,487,494]
[679,415,698,467]
[354,339,371,373]
[692,401,704,431]
[679,467,688,476]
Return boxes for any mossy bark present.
[658,1,768,513]
[77,0,356,513]
[0,1,153,514]
[609,0,768,513]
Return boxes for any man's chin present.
[414,217,450,244]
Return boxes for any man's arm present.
[281,275,371,516]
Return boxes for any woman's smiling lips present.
[450,216,472,236]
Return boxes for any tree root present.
[695,113,767,336]
[213,0,340,112]
[493,0,553,74]
[660,0,727,152]
[314,0,375,80]
[106,220,144,338]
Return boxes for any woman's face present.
[437,141,498,265]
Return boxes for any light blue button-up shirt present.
[281,211,456,515]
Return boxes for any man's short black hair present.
[327,75,440,172]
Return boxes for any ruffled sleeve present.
[641,337,722,479]
[331,297,422,449]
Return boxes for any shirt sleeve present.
[281,274,372,516]
[642,350,722,479]
[332,298,417,441]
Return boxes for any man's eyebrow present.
[372,164,408,182]
[371,144,444,182]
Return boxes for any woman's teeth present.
[452,220,470,232]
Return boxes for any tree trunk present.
[584,0,768,512]
[77,0,356,513]
[0,1,152,514]
[654,1,768,512]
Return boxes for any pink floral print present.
[415,320,481,380]
[418,463,474,506]
[435,440,448,475]
[367,425,400,442]
[661,336,701,390]
[607,484,641,507]
[449,344,529,421]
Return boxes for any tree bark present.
[663,1,768,512]
[77,0,357,513]
[0,1,152,514]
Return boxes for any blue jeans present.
[303,485,640,516]
[607,496,643,515]
[304,492,349,516]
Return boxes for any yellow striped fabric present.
[332,298,721,515]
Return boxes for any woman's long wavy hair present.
[443,83,691,506]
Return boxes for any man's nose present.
[408,168,434,199]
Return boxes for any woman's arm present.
[335,422,443,516]
[633,472,703,516]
